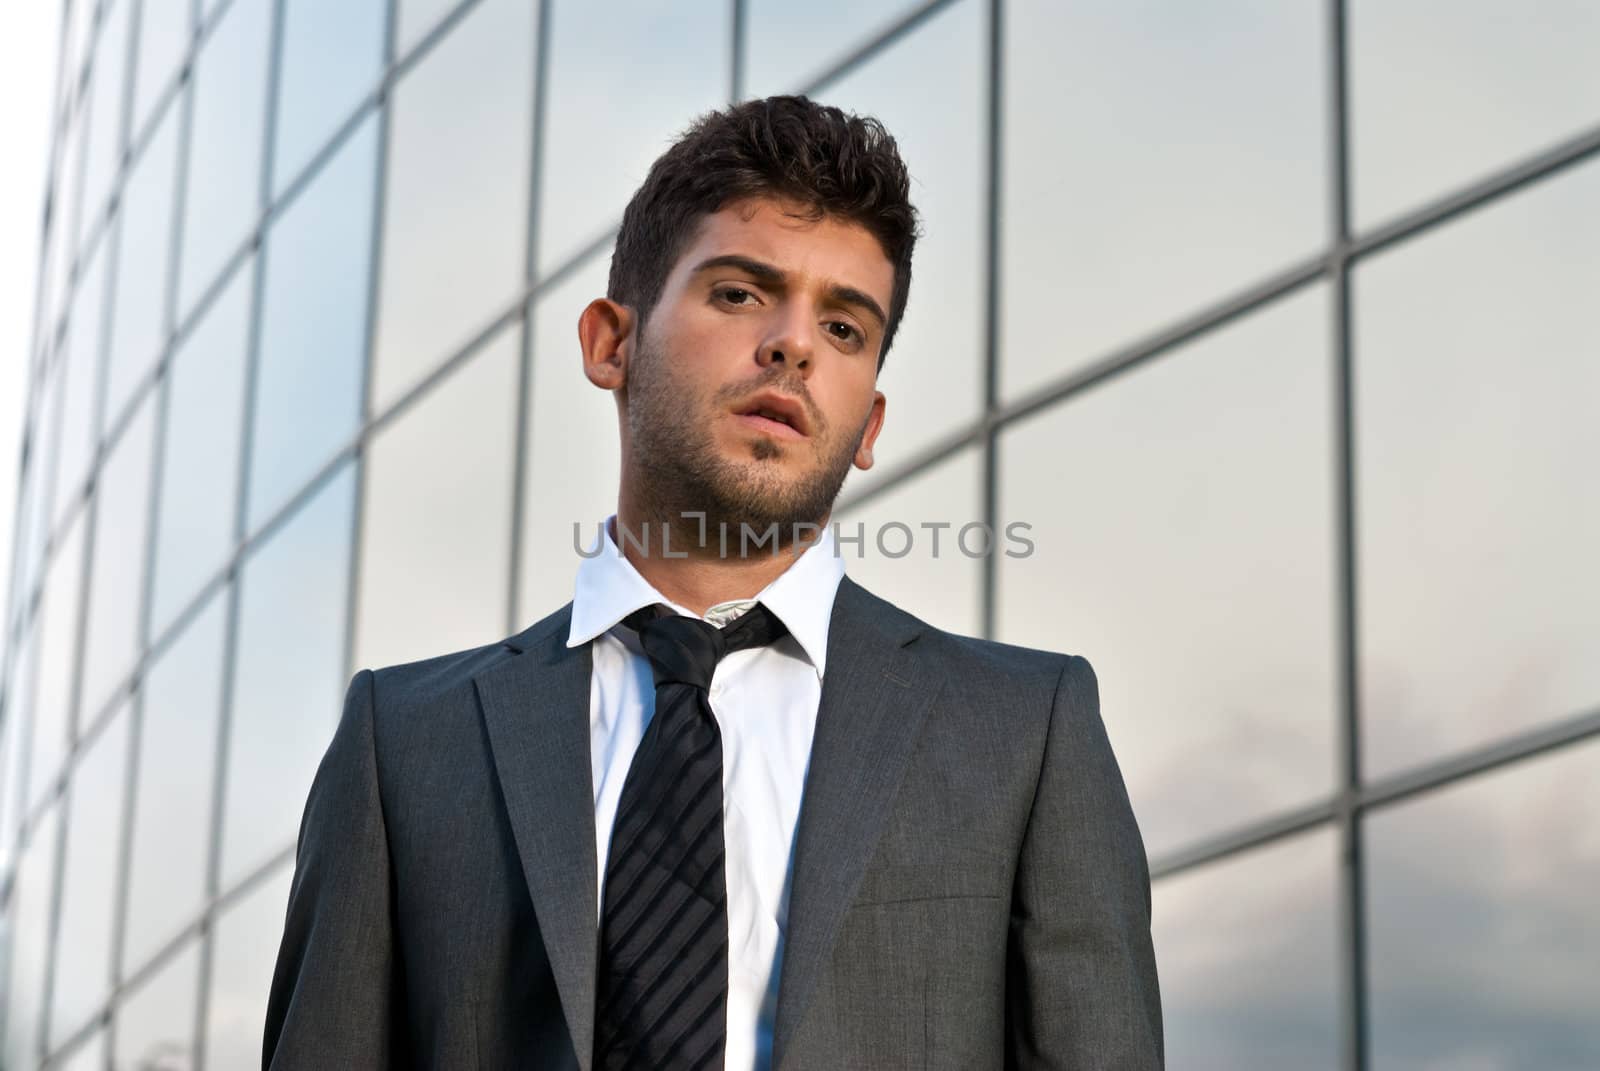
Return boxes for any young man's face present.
[599,194,892,538]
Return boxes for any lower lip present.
[733,412,807,441]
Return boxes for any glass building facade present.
[2,0,1597,1067]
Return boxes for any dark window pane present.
[997,288,1337,859]
[105,94,181,432]
[1367,741,1600,1069]
[1001,0,1326,401]
[1355,159,1600,779]
[48,702,132,1048]
[202,863,292,1071]
[536,0,723,276]
[124,590,227,972]
[248,116,378,531]
[149,263,251,635]
[812,0,984,490]
[176,0,272,317]
[1154,831,1340,1070]
[272,0,387,195]
[221,465,355,887]
[742,0,923,99]
[1349,1,1600,228]
[79,396,157,724]
[113,938,200,1070]
[372,0,533,412]
[355,329,517,670]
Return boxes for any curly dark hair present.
[608,95,920,370]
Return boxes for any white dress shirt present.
[566,514,846,1071]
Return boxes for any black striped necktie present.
[594,601,790,1070]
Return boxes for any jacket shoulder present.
[363,601,574,717]
[842,576,1076,693]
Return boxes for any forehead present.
[671,196,895,306]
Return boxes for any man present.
[264,95,1162,1069]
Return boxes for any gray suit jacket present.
[263,575,1163,1069]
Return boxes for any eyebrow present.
[690,253,888,329]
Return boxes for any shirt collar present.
[566,514,846,679]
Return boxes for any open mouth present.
[733,392,810,440]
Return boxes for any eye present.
[825,320,863,345]
[714,286,758,306]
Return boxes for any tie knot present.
[622,603,789,690]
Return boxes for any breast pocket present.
[849,860,1009,907]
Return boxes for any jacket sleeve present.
[262,668,409,1069]
[1005,655,1164,1068]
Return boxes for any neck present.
[609,508,829,617]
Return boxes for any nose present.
[756,304,814,376]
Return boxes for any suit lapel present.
[474,604,599,1071]
[771,576,944,1069]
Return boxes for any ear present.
[578,298,636,392]
[852,391,887,470]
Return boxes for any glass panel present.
[77,0,134,254]
[124,590,227,972]
[202,863,292,1071]
[41,143,78,352]
[355,328,517,670]
[1001,0,1327,401]
[1153,830,1339,1070]
[130,0,192,140]
[61,0,96,120]
[811,0,984,490]
[149,264,251,636]
[372,0,533,412]
[55,1027,107,1071]
[996,287,1337,860]
[517,255,617,622]
[105,95,181,430]
[113,938,200,1070]
[54,240,110,535]
[21,360,65,607]
[220,465,355,887]
[57,105,93,293]
[1367,740,1600,1069]
[1355,159,1600,779]
[742,0,923,99]
[0,631,38,849]
[29,515,87,814]
[248,114,377,531]
[1350,1,1600,229]
[176,0,273,317]
[79,396,157,725]
[536,0,724,276]
[1,807,57,1071]
[394,0,460,58]
[834,447,983,639]
[48,702,132,1048]
[272,0,387,195]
